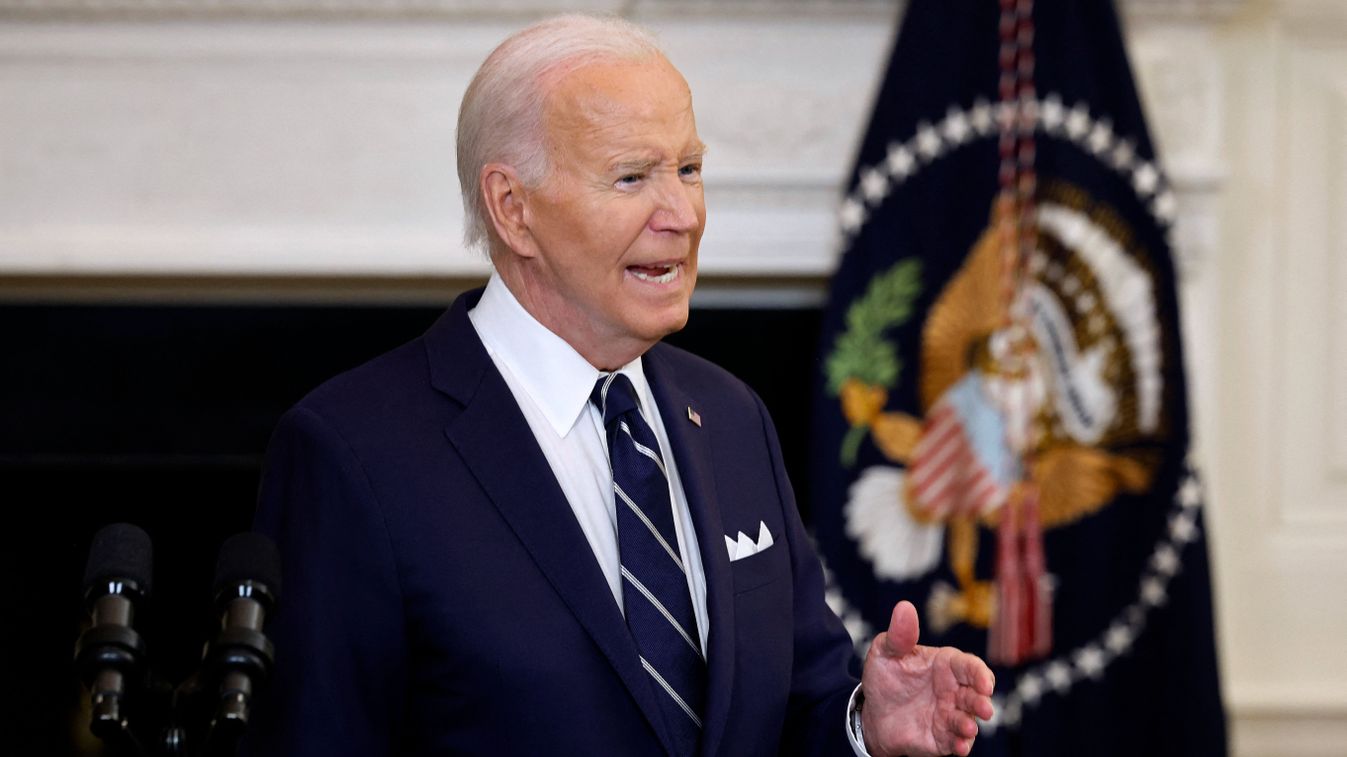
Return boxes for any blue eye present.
[679,163,702,179]
[616,174,643,187]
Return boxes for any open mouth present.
[627,262,681,285]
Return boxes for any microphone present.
[74,522,153,741]
[202,532,281,743]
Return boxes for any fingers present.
[948,711,978,739]
[943,711,979,756]
[956,685,996,722]
[950,650,996,695]
[881,600,920,658]
[973,692,995,722]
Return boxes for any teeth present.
[630,265,679,285]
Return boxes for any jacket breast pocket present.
[729,540,789,594]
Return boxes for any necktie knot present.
[591,373,642,426]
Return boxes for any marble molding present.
[0,0,1246,22]
[0,1,1239,280]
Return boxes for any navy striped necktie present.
[591,372,705,756]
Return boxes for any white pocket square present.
[725,521,774,562]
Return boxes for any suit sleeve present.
[241,406,407,757]
[750,392,861,756]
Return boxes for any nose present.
[650,174,703,234]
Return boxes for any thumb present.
[882,600,920,658]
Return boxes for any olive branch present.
[824,258,922,466]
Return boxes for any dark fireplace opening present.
[2,300,822,754]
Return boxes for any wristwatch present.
[847,684,869,755]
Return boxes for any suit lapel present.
[426,293,678,757]
[644,346,736,757]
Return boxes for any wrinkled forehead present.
[541,55,695,133]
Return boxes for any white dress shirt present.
[468,272,709,653]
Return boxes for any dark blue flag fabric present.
[810,2,1227,754]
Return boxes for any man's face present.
[516,56,706,368]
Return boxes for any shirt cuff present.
[846,683,872,757]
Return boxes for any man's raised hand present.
[859,601,996,757]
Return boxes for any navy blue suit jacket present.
[244,289,858,756]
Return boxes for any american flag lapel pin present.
[686,406,702,427]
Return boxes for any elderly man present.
[245,14,993,757]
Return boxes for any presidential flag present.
[810,2,1226,754]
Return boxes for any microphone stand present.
[79,528,279,757]
[86,668,150,757]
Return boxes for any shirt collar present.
[469,272,651,436]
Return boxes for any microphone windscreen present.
[83,522,153,595]
[213,532,282,602]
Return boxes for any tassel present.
[989,494,1022,665]
[1022,483,1053,658]
[989,485,1053,665]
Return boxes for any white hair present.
[456,14,666,254]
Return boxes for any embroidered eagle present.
[829,181,1171,661]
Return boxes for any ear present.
[480,163,539,259]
